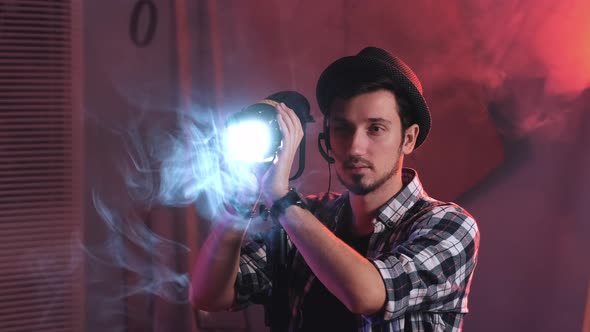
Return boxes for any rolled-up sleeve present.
[363,205,480,324]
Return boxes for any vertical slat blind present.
[0,0,83,331]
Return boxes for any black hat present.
[316,47,431,149]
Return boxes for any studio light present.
[222,91,313,180]
[223,102,282,163]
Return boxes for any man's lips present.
[345,164,370,169]
[343,161,372,170]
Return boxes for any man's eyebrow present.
[367,118,392,124]
[330,117,393,125]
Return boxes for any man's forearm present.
[277,206,386,315]
[190,222,246,311]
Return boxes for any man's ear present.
[402,124,420,155]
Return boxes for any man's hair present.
[327,76,415,138]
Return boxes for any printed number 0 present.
[130,0,158,47]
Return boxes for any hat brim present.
[316,56,431,149]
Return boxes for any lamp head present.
[223,91,313,165]
[223,102,282,163]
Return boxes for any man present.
[191,47,480,331]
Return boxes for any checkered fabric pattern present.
[233,168,480,331]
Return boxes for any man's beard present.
[336,155,402,196]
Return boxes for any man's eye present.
[368,125,385,133]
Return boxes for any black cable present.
[327,161,332,194]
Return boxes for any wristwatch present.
[270,188,308,222]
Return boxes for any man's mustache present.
[342,157,373,169]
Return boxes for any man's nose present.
[348,130,368,156]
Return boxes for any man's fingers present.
[278,103,301,133]
[277,103,303,143]
[276,109,289,140]
[276,104,292,136]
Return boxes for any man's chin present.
[346,187,368,196]
[336,159,401,196]
[341,179,375,196]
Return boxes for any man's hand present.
[259,103,304,205]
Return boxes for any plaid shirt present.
[234,168,480,331]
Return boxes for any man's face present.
[328,89,407,196]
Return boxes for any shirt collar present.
[376,168,426,229]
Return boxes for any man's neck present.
[347,172,404,236]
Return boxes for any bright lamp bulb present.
[224,120,274,162]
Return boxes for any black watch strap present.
[270,189,308,222]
